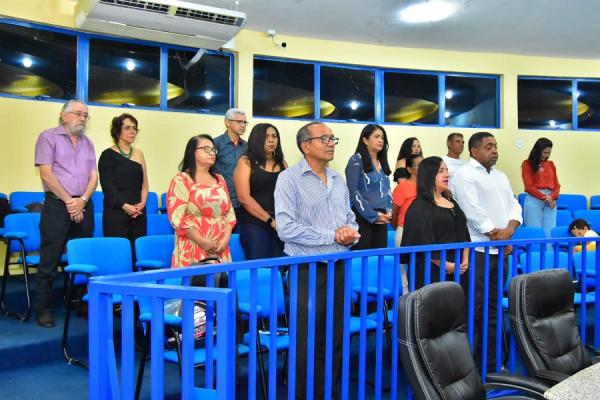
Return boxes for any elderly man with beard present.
[34,100,98,328]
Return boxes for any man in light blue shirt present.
[275,121,359,399]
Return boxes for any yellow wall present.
[1,1,600,199]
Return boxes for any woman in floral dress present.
[167,134,236,267]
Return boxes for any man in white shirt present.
[452,131,522,374]
[442,132,466,185]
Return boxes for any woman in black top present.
[401,156,470,289]
[98,113,148,258]
[394,137,422,182]
[233,123,286,259]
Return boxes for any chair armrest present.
[532,368,570,384]
[64,263,98,275]
[485,373,549,399]
[135,259,166,270]
[352,286,393,298]
[11,207,28,213]
[139,312,183,327]
[2,230,27,240]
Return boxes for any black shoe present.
[37,311,55,328]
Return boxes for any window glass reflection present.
[253,59,314,118]
[167,50,231,113]
[518,78,573,129]
[445,75,497,127]
[577,81,600,129]
[89,39,160,107]
[384,72,439,124]
[320,66,374,121]
[0,24,76,99]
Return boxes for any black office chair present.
[398,281,547,400]
[509,269,598,385]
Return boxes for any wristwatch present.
[265,217,274,227]
[81,195,88,203]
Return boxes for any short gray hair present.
[59,99,87,124]
[296,121,324,154]
[224,108,246,120]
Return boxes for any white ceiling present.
[188,0,600,59]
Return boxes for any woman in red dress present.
[167,134,236,267]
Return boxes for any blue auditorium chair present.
[517,193,526,209]
[93,213,103,237]
[512,226,546,254]
[62,237,133,367]
[91,191,104,213]
[556,209,573,227]
[146,213,174,236]
[573,250,599,289]
[9,191,45,213]
[134,234,174,270]
[145,192,159,214]
[0,213,42,320]
[556,194,587,212]
[159,192,167,213]
[590,195,600,210]
[229,233,246,262]
[573,209,600,230]
[551,226,570,239]
[0,192,7,199]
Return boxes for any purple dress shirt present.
[34,125,97,196]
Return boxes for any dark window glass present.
[253,59,314,118]
[518,78,573,129]
[0,23,76,99]
[89,39,160,107]
[577,81,600,129]
[320,66,374,121]
[384,72,438,124]
[167,50,231,113]
[445,76,497,127]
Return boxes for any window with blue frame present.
[320,66,375,122]
[518,78,573,130]
[577,81,600,130]
[445,75,497,127]
[253,58,314,118]
[167,49,231,113]
[88,38,161,107]
[384,72,439,124]
[0,23,76,99]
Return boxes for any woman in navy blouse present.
[345,124,393,249]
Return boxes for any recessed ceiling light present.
[125,60,136,71]
[444,111,451,118]
[350,100,359,110]
[445,90,454,99]
[549,120,556,127]
[22,56,33,68]
[399,0,457,23]
[204,90,213,100]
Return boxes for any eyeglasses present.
[304,135,340,145]
[196,146,218,154]
[228,119,248,125]
[66,111,90,120]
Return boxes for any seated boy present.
[569,218,599,252]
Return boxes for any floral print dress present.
[167,172,236,267]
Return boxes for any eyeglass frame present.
[196,145,218,154]
[65,110,91,120]
[227,119,249,125]
[303,135,340,145]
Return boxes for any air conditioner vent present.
[99,0,169,14]
[174,7,241,26]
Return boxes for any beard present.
[65,121,86,135]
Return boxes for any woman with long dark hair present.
[401,156,470,289]
[167,134,236,266]
[233,123,287,259]
[345,124,392,249]
[522,138,560,238]
[394,137,422,181]
[98,113,148,259]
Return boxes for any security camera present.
[281,42,287,48]
[267,29,287,48]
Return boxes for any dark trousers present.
[295,261,345,399]
[239,222,284,260]
[460,251,500,373]
[352,209,388,250]
[36,194,94,313]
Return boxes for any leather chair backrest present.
[399,281,485,400]
[509,269,591,377]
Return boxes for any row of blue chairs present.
[4,191,165,214]
[517,192,600,213]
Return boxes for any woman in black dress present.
[401,156,470,289]
[233,123,286,259]
[98,113,148,259]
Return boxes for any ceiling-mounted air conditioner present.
[74,0,247,49]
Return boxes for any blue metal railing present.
[88,235,600,399]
